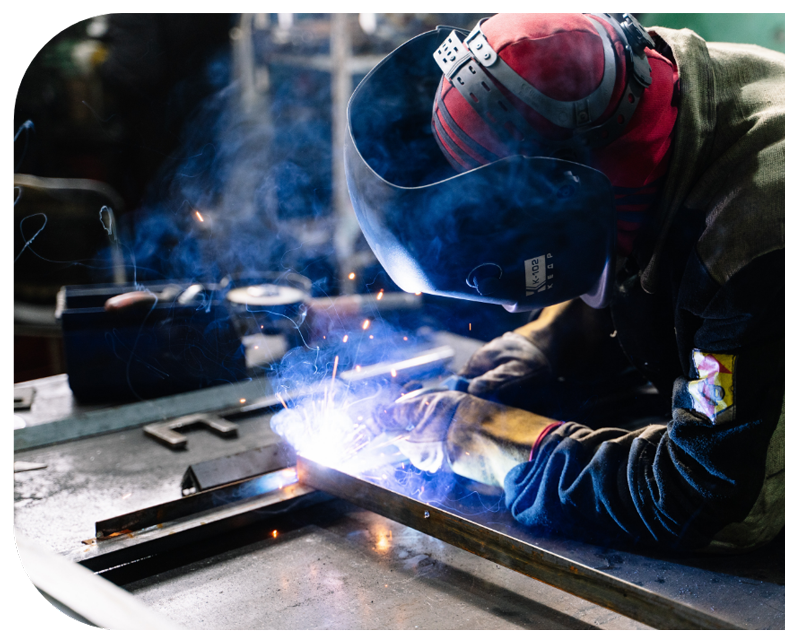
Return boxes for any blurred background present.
[13,13,785,385]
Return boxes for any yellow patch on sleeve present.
[687,351,736,424]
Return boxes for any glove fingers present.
[468,360,548,397]
[376,390,463,440]
[399,439,445,473]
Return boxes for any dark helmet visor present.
[345,27,617,310]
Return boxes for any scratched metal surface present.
[345,467,785,630]
[122,499,648,630]
[14,402,783,629]
[12,331,784,629]
[14,412,648,629]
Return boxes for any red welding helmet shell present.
[433,13,630,170]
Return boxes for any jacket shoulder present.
[655,30,785,286]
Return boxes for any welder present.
[346,13,785,551]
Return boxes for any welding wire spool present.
[224,273,312,341]
[227,284,306,307]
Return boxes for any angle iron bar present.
[95,467,297,537]
[70,483,328,572]
[296,456,739,630]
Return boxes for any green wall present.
[640,13,785,53]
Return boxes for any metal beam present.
[69,482,327,572]
[296,456,739,630]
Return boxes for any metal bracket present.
[619,13,654,88]
[14,386,35,410]
[143,413,239,450]
[433,30,472,78]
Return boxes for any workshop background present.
[15,12,785,384]
[13,13,785,631]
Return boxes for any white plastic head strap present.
[432,29,543,147]
[433,31,473,78]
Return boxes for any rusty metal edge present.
[296,456,740,630]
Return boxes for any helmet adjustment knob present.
[466,263,504,296]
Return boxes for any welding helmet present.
[345,13,655,311]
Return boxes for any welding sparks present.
[323,355,341,409]
[376,289,384,301]
[415,292,422,295]
[272,530,278,538]
[348,272,356,280]
[194,210,204,222]
[275,393,289,409]
[343,335,348,343]
[391,369,397,378]
[403,336,408,341]
[362,319,370,330]
[121,493,132,500]
[355,365,362,371]
[239,398,246,404]
[469,323,472,331]
[369,335,374,339]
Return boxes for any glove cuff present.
[528,421,564,461]
[446,396,557,486]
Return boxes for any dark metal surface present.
[119,496,650,629]
[297,457,785,629]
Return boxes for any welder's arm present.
[504,258,785,551]
[460,298,629,408]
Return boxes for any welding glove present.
[459,331,553,406]
[374,390,557,487]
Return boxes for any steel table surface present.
[13,333,785,629]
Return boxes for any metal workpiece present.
[14,386,35,410]
[296,457,742,630]
[181,443,297,494]
[339,344,455,383]
[97,464,301,538]
[143,413,240,449]
[74,481,327,574]
[122,498,649,630]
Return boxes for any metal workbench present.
[13,332,785,629]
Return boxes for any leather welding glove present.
[373,390,464,472]
[459,331,553,405]
[459,300,630,413]
[374,390,557,487]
